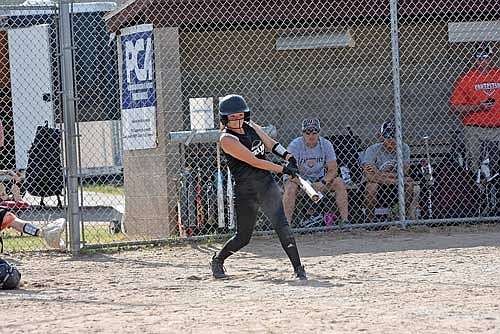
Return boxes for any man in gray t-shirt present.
[283,118,349,224]
[361,121,414,222]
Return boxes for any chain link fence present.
[0,0,498,253]
[0,1,122,251]
[0,3,63,251]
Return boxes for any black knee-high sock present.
[275,225,302,269]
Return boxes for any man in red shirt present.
[450,43,500,170]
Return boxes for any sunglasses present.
[383,132,395,139]
[303,129,319,135]
[475,53,491,59]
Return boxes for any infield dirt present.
[2,224,500,333]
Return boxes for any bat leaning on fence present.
[297,175,323,202]
[196,169,205,227]
[216,142,225,228]
[227,167,235,229]
[423,136,434,219]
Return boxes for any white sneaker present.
[42,218,66,249]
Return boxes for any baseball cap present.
[380,120,395,135]
[474,42,493,59]
[302,118,321,132]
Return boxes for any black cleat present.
[294,265,307,280]
[210,253,226,279]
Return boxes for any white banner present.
[189,97,214,130]
[121,107,157,150]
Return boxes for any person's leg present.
[0,183,7,201]
[260,180,305,278]
[211,187,259,278]
[329,176,349,222]
[482,128,499,175]
[11,183,21,201]
[283,180,299,223]
[463,126,482,171]
[365,182,379,223]
[0,211,18,232]
[215,191,258,262]
[408,179,420,220]
[365,181,379,223]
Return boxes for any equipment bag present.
[325,127,364,184]
[429,160,481,218]
[25,123,64,199]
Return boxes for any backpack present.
[25,123,64,206]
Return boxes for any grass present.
[1,224,129,252]
[81,184,124,195]
[81,224,129,244]
[1,232,48,251]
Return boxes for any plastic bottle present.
[340,166,352,185]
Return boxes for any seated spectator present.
[362,121,414,223]
[283,118,349,224]
[0,170,22,201]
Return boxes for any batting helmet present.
[0,259,21,290]
[219,94,250,125]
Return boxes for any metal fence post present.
[58,0,80,255]
[389,0,407,224]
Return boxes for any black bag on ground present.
[325,127,364,184]
[25,124,64,200]
[427,159,481,219]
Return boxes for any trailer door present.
[8,24,53,170]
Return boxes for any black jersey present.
[221,122,270,181]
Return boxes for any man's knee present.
[283,181,299,202]
[404,177,414,191]
[365,182,379,197]
[365,182,380,209]
[0,210,15,231]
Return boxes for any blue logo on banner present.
[121,29,156,109]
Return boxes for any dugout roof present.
[104,0,499,33]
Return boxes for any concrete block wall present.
[118,27,182,238]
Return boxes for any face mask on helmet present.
[219,95,251,126]
[221,112,251,126]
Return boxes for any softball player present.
[210,94,307,280]
[0,209,65,289]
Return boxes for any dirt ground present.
[2,224,500,334]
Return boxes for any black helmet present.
[219,94,250,125]
[0,259,21,290]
